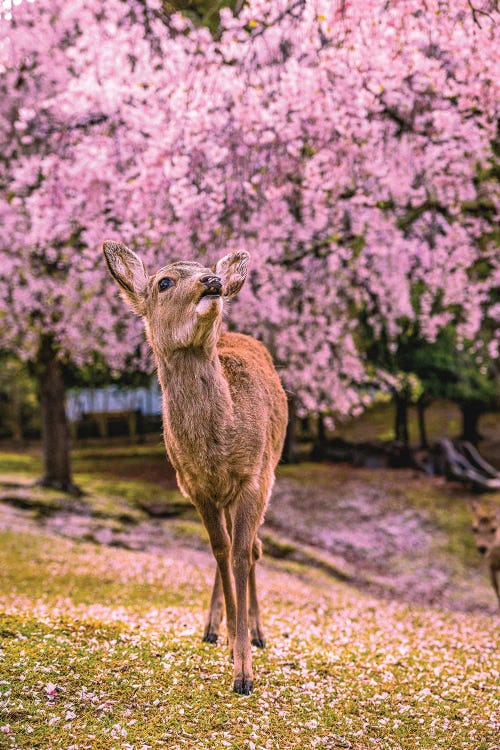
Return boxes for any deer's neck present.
[156,347,234,471]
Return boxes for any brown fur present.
[470,502,500,608]
[103,241,288,693]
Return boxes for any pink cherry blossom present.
[0,0,498,418]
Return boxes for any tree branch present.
[467,0,497,27]
[249,0,305,39]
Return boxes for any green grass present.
[402,484,482,568]
[277,461,351,485]
[333,399,500,466]
[333,399,463,445]
[0,530,200,610]
[0,446,191,523]
[74,474,188,512]
[0,450,41,477]
[0,528,499,750]
[0,445,499,748]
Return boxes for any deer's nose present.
[200,275,222,294]
[200,274,221,286]
[478,545,488,555]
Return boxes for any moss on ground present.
[169,518,209,545]
[0,529,499,750]
[0,451,41,477]
[277,461,351,485]
[401,483,498,570]
[334,399,463,446]
[277,460,494,574]
[0,447,499,748]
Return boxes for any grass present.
[332,399,462,445]
[402,484,481,568]
[276,461,495,572]
[0,451,41,478]
[75,475,188,514]
[0,530,200,610]
[1,528,499,750]
[277,462,352,485]
[1,444,499,748]
[333,399,500,467]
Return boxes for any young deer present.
[103,240,287,694]
[471,502,500,608]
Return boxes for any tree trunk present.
[394,396,409,447]
[317,413,326,446]
[281,393,297,464]
[36,339,80,494]
[460,403,481,445]
[311,412,328,459]
[417,398,428,449]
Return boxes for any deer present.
[102,240,288,694]
[470,501,500,609]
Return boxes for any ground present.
[270,464,498,614]
[334,399,500,468]
[0,439,499,749]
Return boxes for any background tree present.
[0,0,160,490]
[1,0,498,490]
[408,330,499,445]
[130,0,499,421]
[0,353,38,442]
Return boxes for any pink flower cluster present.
[0,0,498,412]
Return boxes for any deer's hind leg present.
[203,568,224,644]
[198,503,237,656]
[204,534,266,649]
[248,478,273,650]
[249,535,266,648]
[202,508,232,644]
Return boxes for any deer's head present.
[471,503,498,556]
[103,241,249,355]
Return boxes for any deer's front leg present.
[231,498,263,695]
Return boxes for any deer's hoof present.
[251,637,266,649]
[233,677,253,695]
[202,632,218,644]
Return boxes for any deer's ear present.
[103,240,148,314]
[214,251,250,299]
[469,499,480,514]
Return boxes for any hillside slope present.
[268,464,499,614]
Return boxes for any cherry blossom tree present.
[0,0,161,490]
[129,0,499,442]
[0,0,498,489]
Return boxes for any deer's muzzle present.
[199,275,223,298]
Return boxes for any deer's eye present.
[158,277,174,291]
